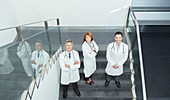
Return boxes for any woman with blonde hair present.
[82,32,99,85]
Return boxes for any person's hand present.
[94,48,96,51]
[113,65,119,69]
[65,64,70,68]
[0,64,3,67]
[38,64,43,68]
[74,61,79,65]
[31,60,36,64]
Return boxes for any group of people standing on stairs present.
[59,31,129,99]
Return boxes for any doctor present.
[0,48,14,74]
[105,32,128,88]
[17,40,32,76]
[82,32,99,85]
[31,40,50,76]
[59,39,81,99]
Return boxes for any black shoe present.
[74,89,81,97]
[115,81,121,88]
[63,91,67,99]
[105,80,110,87]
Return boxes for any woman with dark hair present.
[82,32,99,85]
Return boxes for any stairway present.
[59,51,132,100]
[140,25,170,100]
[0,45,32,100]
[59,27,133,100]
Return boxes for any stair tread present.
[59,88,132,98]
[0,90,23,100]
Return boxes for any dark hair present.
[115,32,123,37]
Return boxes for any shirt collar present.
[115,42,122,47]
[36,49,43,54]
[65,50,72,55]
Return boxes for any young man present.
[59,39,81,99]
[105,32,128,88]
[31,40,50,76]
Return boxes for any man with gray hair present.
[31,40,50,76]
[59,39,81,99]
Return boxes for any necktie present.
[69,53,71,59]
[38,53,40,58]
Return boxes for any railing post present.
[57,18,62,46]
[44,21,52,57]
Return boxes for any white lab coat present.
[31,49,50,76]
[82,40,99,77]
[105,42,128,76]
[59,50,80,85]
[17,41,32,76]
[0,48,14,74]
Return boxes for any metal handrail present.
[0,18,56,31]
[127,6,147,100]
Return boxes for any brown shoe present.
[86,80,92,85]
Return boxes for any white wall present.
[14,0,59,26]
[31,59,60,100]
[0,0,19,47]
[0,0,132,47]
[0,0,59,47]
[56,0,131,26]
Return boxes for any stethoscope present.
[64,50,76,63]
[87,41,97,53]
[111,42,125,53]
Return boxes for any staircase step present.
[79,65,131,74]
[60,80,131,89]
[0,80,31,90]
[60,97,132,100]
[0,72,31,80]
[59,88,132,99]
[0,90,23,100]
[59,28,132,100]
[79,73,131,83]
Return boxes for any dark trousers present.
[62,82,78,93]
[106,74,119,82]
[84,74,93,81]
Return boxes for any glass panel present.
[0,29,32,100]
[21,22,45,39]
[47,27,61,56]
[47,20,58,29]
[127,12,136,43]
[127,12,143,100]
[133,34,143,100]
[23,32,50,78]
[21,22,50,79]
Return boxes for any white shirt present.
[31,49,50,75]
[59,50,80,85]
[105,42,128,76]
[82,40,99,77]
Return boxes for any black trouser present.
[106,74,119,82]
[62,82,78,93]
[84,74,93,81]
